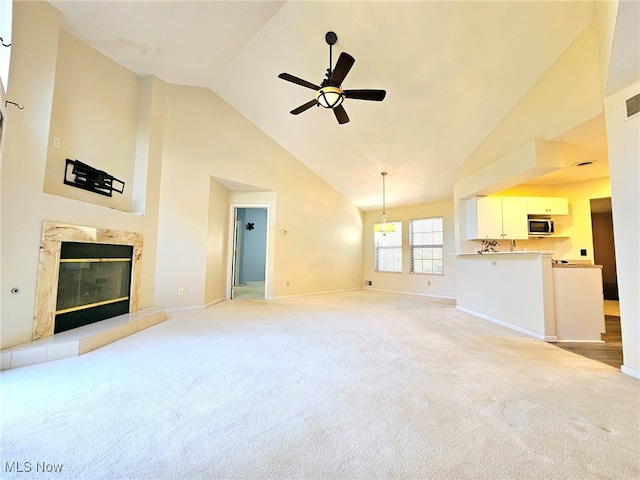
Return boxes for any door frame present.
[227,204,270,300]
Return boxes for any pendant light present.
[373,172,395,235]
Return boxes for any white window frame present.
[0,0,12,98]
[410,217,444,275]
[374,221,402,273]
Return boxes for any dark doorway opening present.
[590,197,618,300]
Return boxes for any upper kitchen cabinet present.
[467,196,528,240]
[526,197,569,215]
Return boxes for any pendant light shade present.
[374,172,395,234]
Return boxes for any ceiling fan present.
[278,31,386,125]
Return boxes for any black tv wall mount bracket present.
[64,159,125,197]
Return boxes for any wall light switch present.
[189,286,195,294]
[52,136,61,149]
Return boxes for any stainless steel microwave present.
[528,219,554,235]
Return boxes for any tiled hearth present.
[1,307,165,370]
[1,221,165,371]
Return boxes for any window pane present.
[375,221,402,272]
[410,217,444,275]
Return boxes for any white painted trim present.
[268,287,362,301]
[227,204,271,300]
[364,287,456,300]
[204,298,226,309]
[456,305,547,341]
[554,339,605,344]
[621,365,640,379]
[164,297,226,313]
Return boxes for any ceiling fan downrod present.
[325,31,338,83]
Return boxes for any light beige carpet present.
[1,290,638,479]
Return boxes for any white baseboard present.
[364,287,456,300]
[164,297,226,313]
[204,298,226,309]
[554,339,605,343]
[621,365,640,379]
[456,306,546,341]
[268,287,361,301]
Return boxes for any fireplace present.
[54,242,134,334]
[33,222,143,340]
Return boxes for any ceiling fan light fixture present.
[316,86,345,109]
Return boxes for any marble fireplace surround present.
[33,222,143,340]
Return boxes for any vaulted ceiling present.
[48,1,623,210]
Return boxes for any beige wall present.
[0,2,157,349]
[44,31,139,211]
[1,2,364,348]
[363,201,456,298]
[461,23,603,178]
[205,179,230,305]
[155,83,364,307]
[604,80,640,377]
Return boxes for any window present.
[374,221,402,272]
[410,217,444,275]
[0,0,12,97]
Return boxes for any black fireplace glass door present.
[54,242,133,333]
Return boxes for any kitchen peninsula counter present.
[455,251,605,342]
[455,251,557,341]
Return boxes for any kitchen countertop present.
[456,251,553,256]
[552,261,602,268]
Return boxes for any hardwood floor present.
[555,315,623,369]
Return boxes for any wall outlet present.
[427,280,431,286]
[189,286,195,294]
[580,249,587,256]
[52,136,61,149]
[365,280,372,286]
[178,287,184,295]
[286,281,290,287]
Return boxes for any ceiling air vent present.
[626,92,640,118]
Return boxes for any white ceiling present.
[48,0,620,210]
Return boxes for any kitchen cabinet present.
[467,196,528,240]
[526,196,569,215]
[552,263,605,341]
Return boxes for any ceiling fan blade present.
[344,89,387,101]
[330,52,355,85]
[290,99,318,115]
[278,73,321,91]
[333,105,350,124]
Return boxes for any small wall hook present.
[0,37,10,47]
[5,100,24,110]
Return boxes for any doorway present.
[590,197,618,301]
[230,207,268,300]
